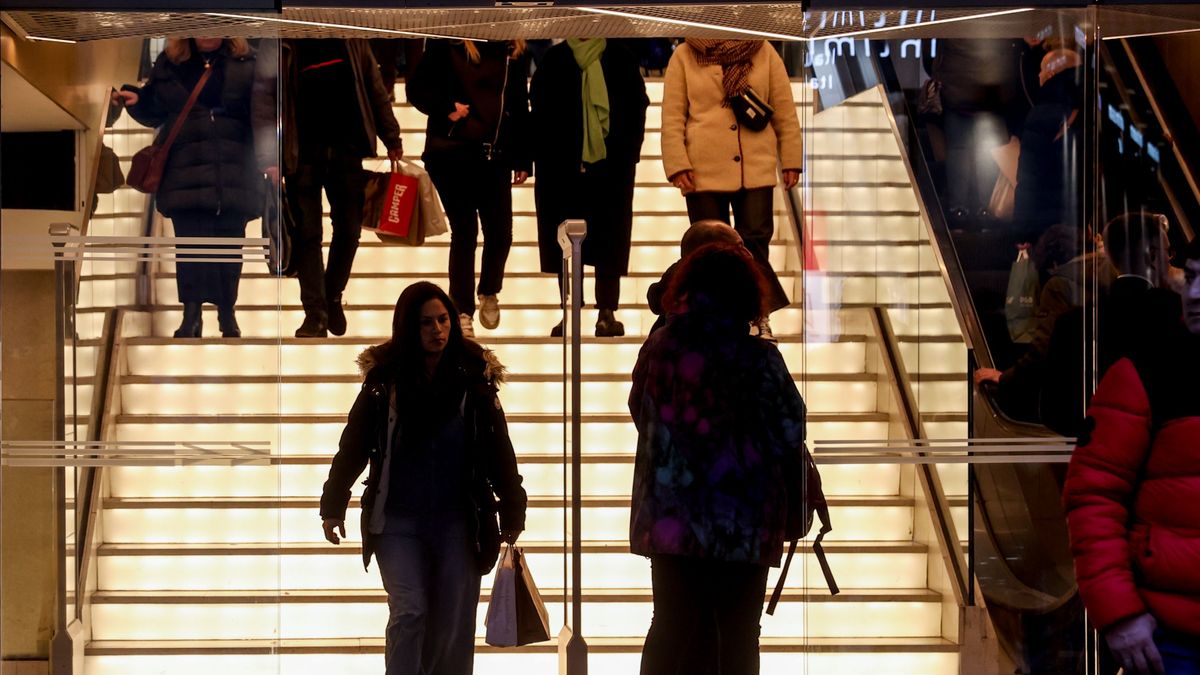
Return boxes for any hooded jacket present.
[319,340,526,575]
[1063,322,1200,637]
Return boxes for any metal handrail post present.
[49,222,77,673]
[556,219,588,675]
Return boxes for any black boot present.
[174,302,203,338]
[217,304,241,338]
[295,313,328,338]
[595,309,625,337]
[327,295,347,337]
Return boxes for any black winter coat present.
[530,41,648,275]
[319,341,527,575]
[406,40,532,172]
[530,41,648,170]
[127,47,261,220]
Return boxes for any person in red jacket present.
[1063,236,1200,675]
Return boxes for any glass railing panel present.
[3,32,285,675]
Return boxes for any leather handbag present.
[127,65,213,194]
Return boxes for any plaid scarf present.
[685,39,764,100]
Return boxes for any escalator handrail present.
[868,55,1063,440]
[1106,38,1199,242]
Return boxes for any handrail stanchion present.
[49,222,79,673]
[556,219,588,675]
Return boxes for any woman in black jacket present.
[531,38,648,337]
[118,38,263,338]
[319,281,526,675]
[406,40,531,337]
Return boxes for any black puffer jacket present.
[319,340,527,575]
[127,45,261,219]
[405,40,532,172]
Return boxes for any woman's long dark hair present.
[368,282,464,381]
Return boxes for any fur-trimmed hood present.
[355,338,507,385]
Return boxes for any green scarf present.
[568,38,609,164]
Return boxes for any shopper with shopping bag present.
[362,159,449,245]
[319,281,526,675]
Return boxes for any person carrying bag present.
[125,66,213,194]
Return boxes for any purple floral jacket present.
[628,311,807,566]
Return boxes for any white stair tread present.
[86,636,959,655]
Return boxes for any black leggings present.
[685,188,790,313]
[640,555,769,675]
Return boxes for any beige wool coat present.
[661,42,804,193]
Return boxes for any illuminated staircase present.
[78,83,968,674]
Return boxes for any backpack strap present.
[765,503,838,616]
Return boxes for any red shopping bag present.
[362,162,422,245]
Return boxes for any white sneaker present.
[479,294,500,330]
[459,313,475,338]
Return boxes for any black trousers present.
[556,270,620,311]
[286,151,366,319]
[640,555,769,675]
[685,188,790,313]
[426,156,513,316]
[169,211,248,306]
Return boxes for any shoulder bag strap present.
[765,505,839,616]
[159,64,214,153]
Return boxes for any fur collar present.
[355,339,507,385]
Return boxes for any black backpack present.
[767,443,838,615]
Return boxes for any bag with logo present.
[1005,247,1040,343]
[362,160,422,246]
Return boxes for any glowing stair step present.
[105,454,904,500]
[87,587,942,641]
[85,638,959,675]
[95,541,930,591]
[116,375,883,415]
[100,496,915,545]
[120,333,865,375]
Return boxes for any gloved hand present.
[1105,613,1164,675]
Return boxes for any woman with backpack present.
[629,243,808,674]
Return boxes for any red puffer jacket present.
[1062,331,1200,637]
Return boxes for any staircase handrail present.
[74,308,126,626]
[868,306,970,607]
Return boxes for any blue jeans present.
[1158,628,1200,675]
[374,512,481,675]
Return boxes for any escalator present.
[807,26,1200,674]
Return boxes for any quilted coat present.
[1062,323,1200,637]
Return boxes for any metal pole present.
[49,223,76,673]
[556,219,588,674]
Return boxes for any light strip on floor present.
[575,7,806,42]
[203,13,480,42]
[812,7,1036,41]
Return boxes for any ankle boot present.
[595,309,625,337]
[174,302,203,338]
[217,304,241,338]
[295,313,328,338]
